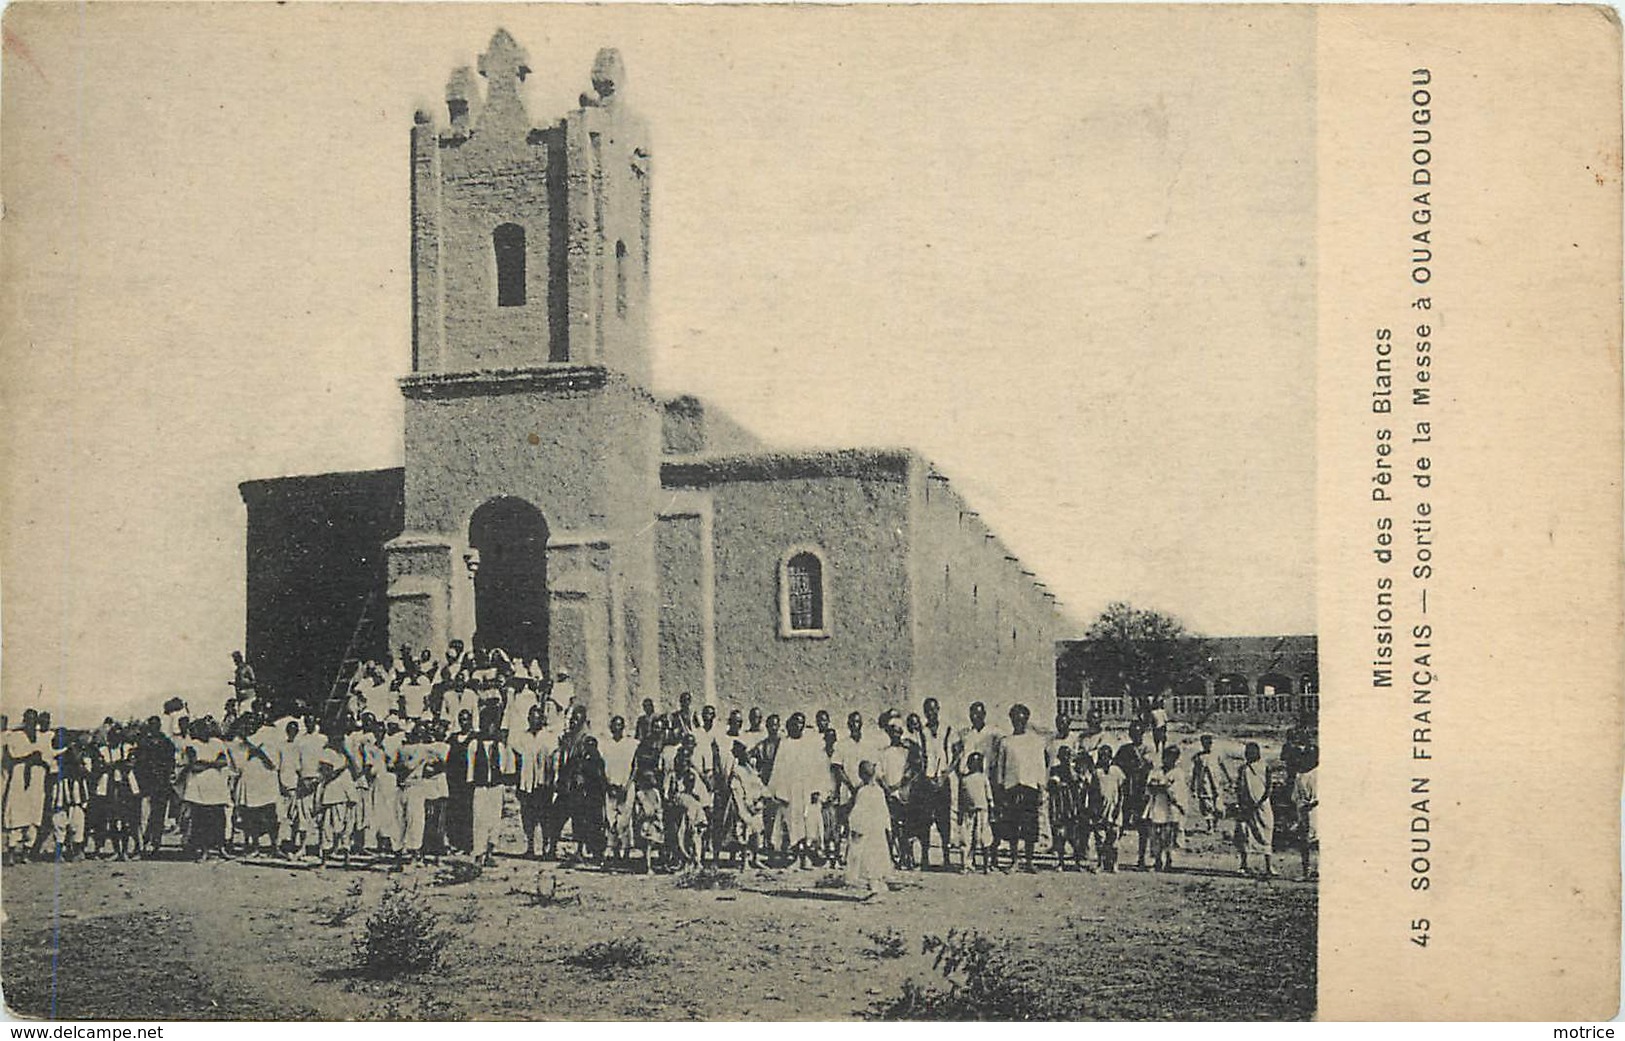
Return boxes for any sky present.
[1,4,1316,725]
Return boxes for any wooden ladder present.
[322,591,379,723]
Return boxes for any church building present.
[239,30,1069,729]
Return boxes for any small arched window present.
[779,548,828,638]
[494,223,526,307]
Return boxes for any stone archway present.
[469,497,549,667]
[1213,672,1251,714]
[1256,671,1295,697]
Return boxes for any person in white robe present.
[844,761,892,897]
[769,713,830,869]
[3,711,50,863]
[1233,741,1275,878]
[231,716,282,855]
[371,719,405,852]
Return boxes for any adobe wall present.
[418,120,563,372]
[691,400,763,456]
[601,375,665,717]
[563,89,652,387]
[908,462,1067,728]
[399,369,659,535]
[655,511,708,703]
[653,395,765,709]
[391,367,664,725]
[662,452,913,717]
[239,468,404,712]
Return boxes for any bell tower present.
[388,31,667,736]
[410,30,652,385]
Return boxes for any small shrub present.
[864,927,908,959]
[565,937,653,978]
[354,882,451,978]
[674,867,736,891]
[450,891,481,925]
[433,858,483,887]
[361,993,463,1021]
[873,928,1063,1021]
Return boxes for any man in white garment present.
[599,714,638,860]
[505,703,556,859]
[770,712,829,869]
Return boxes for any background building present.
[1054,634,1319,724]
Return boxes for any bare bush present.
[506,872,581,908]
[433,859,484,887]
[565,937,653,978]
[863,927,908,959]
[674,867,737,891]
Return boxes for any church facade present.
[239,30,1069,728]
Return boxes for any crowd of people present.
[0,643,1320,890]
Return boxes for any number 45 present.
[1411,919,1431,947]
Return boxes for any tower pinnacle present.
[444,66,479,131]
[582,48,626,108]
[476,28,531,132]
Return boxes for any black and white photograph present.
[4,1,1611,1024]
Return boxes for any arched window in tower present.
[493,223,526,307]
[615,239,628,318]
[779,548,828,638]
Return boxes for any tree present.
[1074,602,1211,721]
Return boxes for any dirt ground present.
[2,806,1314,1022]
[3,721,1314,1021]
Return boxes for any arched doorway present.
[1256,672,1295,696]
[469,498,549,667]
[1213,672,1250,714]
[1256,671,1295,715]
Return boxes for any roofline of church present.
[1054,634,1320,655]
[661,447,918,487]
[238,466,405,505]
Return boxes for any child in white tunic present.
[958,752,993,873]
[844,760,892,898]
